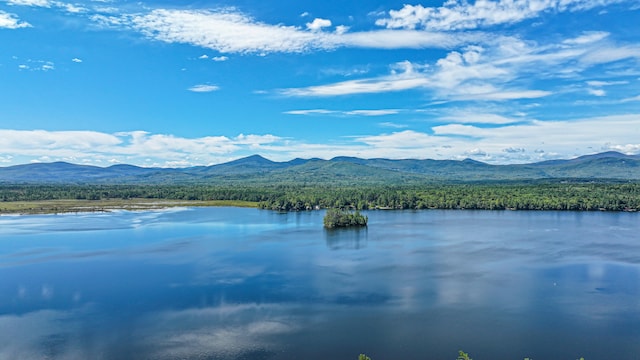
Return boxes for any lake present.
[0,208,639,360]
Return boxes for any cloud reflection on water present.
[1,208,640,359]
[138,303,299,359]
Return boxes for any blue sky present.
[1,0,639,167]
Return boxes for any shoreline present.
[1,198,637,216]
[0,199,258,215]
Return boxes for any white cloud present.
[284,109,335,115]
[605,143,640,153]
[92,8,493,54]
[587,88,606,96]
[345,109,400,116]
[0,129,122,151]
[432,123,487,137]
[375,0,628,31]
[5,0,51,6]
[280,70,432,97]
[438,114,640,161]
[621,95,640,102]
[440,111,522,124]
[188,84,219,92]
[89,13,127,28]
[0,10,31,29]
[484,32,630,80]
[280,30,637,100]
[563,31,610,45]
[465,148,488,157]
[455,88,551,100]
[1,114,640,166]
[335,25,349,35]
[503,147,526,153]
[0,130,285,167]
[586,80,628,87]
[306,18,331,32]
[580,45,640,65]
[6,0,87,12]
[212,56,228,62]
[17,59,55,71]
[93,6,119,14]
[320,66,370,77]
[281,46,552,100]
[198,54,209,59]
[122,131,240,156]
[128,9,335,54]
[432,114,640,152]
[71,57,82,63]
[355,130,435,149]
[59,2,85,13]
[379,122,409,129]
[285,109,400,116]
[338,29,485,49]
[324,114,640,162]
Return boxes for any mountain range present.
[0,151,639,184]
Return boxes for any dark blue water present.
[1,208,639,360]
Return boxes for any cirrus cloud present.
[90,7,495,54]
[280,48,552,101]
[284,109,400,116]
[5,0,51,6]
[5,0,87,13]
[128,9,335,54]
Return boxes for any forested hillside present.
[2,152,639,214]
[2,182,639,212]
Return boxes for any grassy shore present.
[0,199,258,215]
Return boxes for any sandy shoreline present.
[0,199,258,215]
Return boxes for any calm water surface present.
[0,208,639,360]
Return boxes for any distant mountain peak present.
[574,151,630,160]
[1,151,639,184]
[331,156,361,161]
[227,154,274,164]
[461,158,486,164]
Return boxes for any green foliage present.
[324,208,368,228]
[358,354,372,360]
[256,182,640,212]
[1,181,640,213]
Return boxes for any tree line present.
[1,182,639,212]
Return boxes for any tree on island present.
[323,208,368,228]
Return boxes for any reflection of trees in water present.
[324,227,368,250]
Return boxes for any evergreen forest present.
[1,181,639,212]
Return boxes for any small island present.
[323,208,368,228]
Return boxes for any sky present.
[1,0,640,167]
